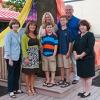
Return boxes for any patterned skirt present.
[22,45,39,74]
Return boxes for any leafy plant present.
[2,0,26,12]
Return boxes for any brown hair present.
[60,15,68,20]
[44,22,53,29]
[9,19,20,29]
[25,20,37,36]
[79,20,91,31]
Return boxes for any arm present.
[53,45,58,56]
[74,33,95,60]
[38,26,46,39]
[4,33,11,59]
[48,45,58,60]
[83,32,95,56]
[74,51,86,60]
[66,42,73,59]
[4,33,13,66]
[53,36,58,56]
[66,31,73,58]
[78,32,95,59]
[21,34,28,59]
[48,36,58,59]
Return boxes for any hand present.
[73,51,77,56]
[75,55,81,60]
[9,59,13,66]
[25,58,30,64]
[42,29,46,36]
[66,52,70,59]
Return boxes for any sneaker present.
[9,92,16,98]
[14,90,23,94]
[72,80,79,84]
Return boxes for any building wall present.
[66,0,100,36]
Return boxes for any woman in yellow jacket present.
[21,21,39,96]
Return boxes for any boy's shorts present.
[58,54,71,68]
[42,56,56,72]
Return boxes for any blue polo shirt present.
[58,16,80,41]
[57,28,73,55]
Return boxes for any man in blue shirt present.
[65,5,80,84]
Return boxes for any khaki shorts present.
[42,56,56,72]
[58,54,71,68]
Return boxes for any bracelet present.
[79,55,82,59]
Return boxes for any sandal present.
[60,82,71,88]
[31,89,36,95]
[47,83,57,87]
[57,80,64,85]
[9,92,16,98]
[27,90,33,96]
[43,82,49,86]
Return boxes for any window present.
[64,0,84,3]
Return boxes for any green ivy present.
[4,0,26,12]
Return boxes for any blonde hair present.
[42,12,55,28]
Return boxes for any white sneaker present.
[9,92,16,98]
[14,90,23,94]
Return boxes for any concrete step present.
[0,70,100,98]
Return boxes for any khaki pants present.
[42,56,56,72]
[58,54,71,68]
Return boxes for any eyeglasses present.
[12,24,19,28]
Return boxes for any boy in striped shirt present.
[41,22,58,87]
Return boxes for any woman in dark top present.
[73,20,95,98]
[21,21,39,96]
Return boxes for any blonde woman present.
[39,12,58,38]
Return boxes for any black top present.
[73,32,95,78]
[28,37,39,46]
[73,32,95,59]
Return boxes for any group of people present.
[4,4,95,98]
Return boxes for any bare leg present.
[61,67,64,81]
[85,77,92,94]
[30,74,35,94]
[25,74,30,92]
[25,74,33,96]
[65,68,71,82]
[81,78,86,92]
[51,71,55,83]
[45,71,50,83]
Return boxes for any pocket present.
[49,58,56,62]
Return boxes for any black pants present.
[6,59,21,92]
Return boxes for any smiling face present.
[46,24,53,34]
[12,24,20,32]
[65,5,73,19]
[79,20,90,33]
[60,17,68,26]
[29,23,36,32]
[79,25,87,33]
[45,14,51,23]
